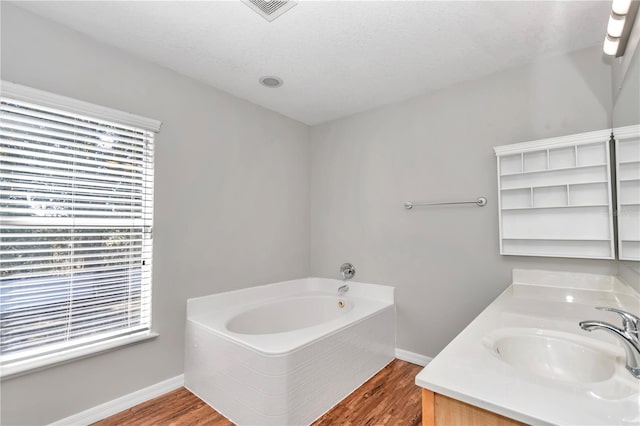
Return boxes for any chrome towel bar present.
[404,197,487,209]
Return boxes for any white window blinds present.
[0,85,157,371]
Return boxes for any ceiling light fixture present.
[607,13,626,37]
[603,0,639,57]
[612,0,632,15]
[259,76,283,88]
[604,34,621,55]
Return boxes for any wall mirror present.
[613,38,640,265]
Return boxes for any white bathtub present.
[184,277,395,425]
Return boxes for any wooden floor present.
[94,359,423,426]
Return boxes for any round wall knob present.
[340,263,356,280]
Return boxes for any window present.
[0,82,160,377]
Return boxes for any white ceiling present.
[12,1,610,125]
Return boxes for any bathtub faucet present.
[340,263,356,281]
[338,263,355,295]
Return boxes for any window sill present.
[0,331,159,381]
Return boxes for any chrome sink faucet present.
[579,307,640,379]
[338,263,355,295]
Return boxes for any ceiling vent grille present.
[242,0,297,22]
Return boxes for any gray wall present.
[0,4,310,425]
[310,45,616,358]
[613,13,640,128]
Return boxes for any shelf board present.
[567,181,608,187]
[618,159,640,165]
[500,163,606,177]
[501,181,608,191]
[620,239,640,242]
[501,250,614,260]
[619,177,640,183]
[501,204,608,211]
[502,237,611,241]
[619,202,640,207]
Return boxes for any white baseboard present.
[49,349,429,425]
[395,348,432,366]
[49,374,184,426]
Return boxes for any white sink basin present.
[483,328,621,384]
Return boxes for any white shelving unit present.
[494,129,615,259]
[615,125,640,261]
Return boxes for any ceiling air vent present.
[242,0,297,22]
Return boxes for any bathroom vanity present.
[415,269,640,426]
[421,390,524,426]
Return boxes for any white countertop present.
[415,269,640,426]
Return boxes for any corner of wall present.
[618,261,640,293]
[307,125,313,277]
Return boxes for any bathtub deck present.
[93,359,423,425]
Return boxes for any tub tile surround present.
[415,269,640,426]
[184,278,395,425]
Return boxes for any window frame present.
[0,81,161,379]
